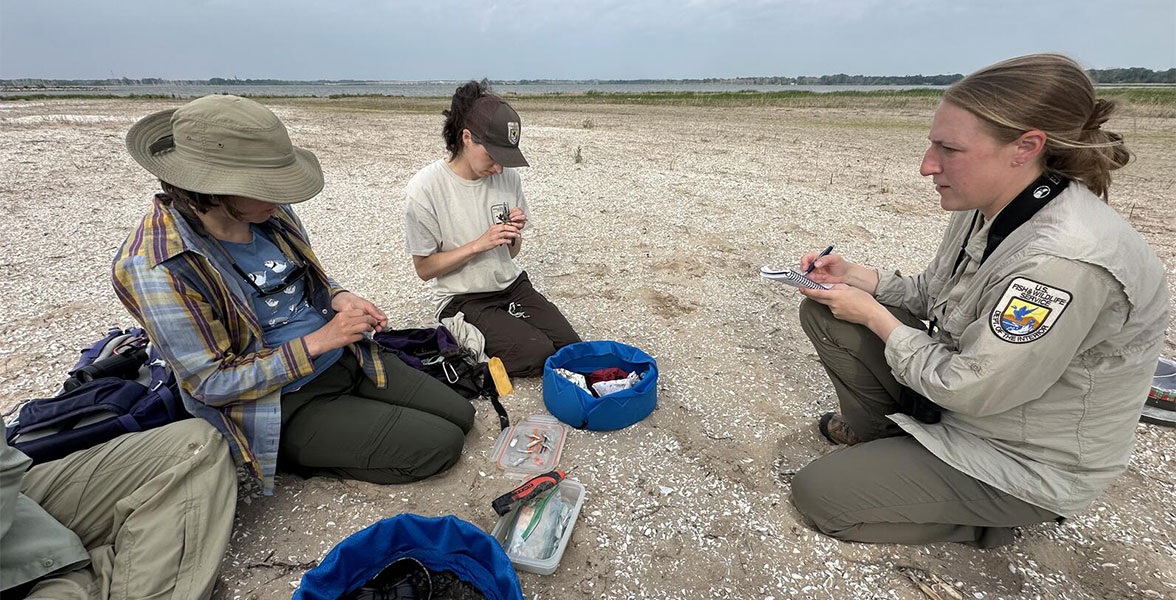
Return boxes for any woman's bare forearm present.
[413,244,478,280]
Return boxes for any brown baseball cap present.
[466,96,529,168]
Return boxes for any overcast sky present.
[2,0,1173,80]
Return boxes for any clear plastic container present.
[489,479,585,575]
[490,414,569,478]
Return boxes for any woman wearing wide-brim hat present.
[114,95,475,498]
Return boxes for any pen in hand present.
[805,245,834,275]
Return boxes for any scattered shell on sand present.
[2,97,1173,600]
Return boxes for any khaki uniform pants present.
[792,299,1058,548]
[19,419,236,599]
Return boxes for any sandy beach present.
[1,95,1174,600]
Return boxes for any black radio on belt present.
[899,386,943,424]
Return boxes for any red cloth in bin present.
[587,367,629,386]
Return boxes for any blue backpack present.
[292,514,523,600]
[4,327,188,465]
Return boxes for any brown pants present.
[439,271,580,377]
[791,298,1059,548]
[19,420,236,599]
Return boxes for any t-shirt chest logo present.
[989,277,1072,343]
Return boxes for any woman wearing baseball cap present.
[404,80,581,377]
[114,95,474,496]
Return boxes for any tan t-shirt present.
[404,159,529,311]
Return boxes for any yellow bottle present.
[488,357,514,397]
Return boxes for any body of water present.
[0,81,949,98]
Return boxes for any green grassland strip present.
[268,96,446,114]
[1121,128,1176,142]
[0,93,175,101]
[294,88,1176,119]
[511,88,944,106]
[5,88,1174,115]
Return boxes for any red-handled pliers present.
[491,470,566,516]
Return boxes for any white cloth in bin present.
[590,371,642,397]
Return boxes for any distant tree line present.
[1087,67,1176,83]
[3,68,1173,88]
[510,74,967,85]
[511,68,1175,85]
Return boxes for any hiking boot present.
[818,412,862,446]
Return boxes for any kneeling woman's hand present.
[473,222,521,253]
[798,284,902,342]
[508,206,528,231]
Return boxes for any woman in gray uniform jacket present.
[789,54,1170,548]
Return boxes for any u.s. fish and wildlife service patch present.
[989,277,1072,343]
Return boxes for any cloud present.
[1,0,1172,79]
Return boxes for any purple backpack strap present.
[434,325,463,356]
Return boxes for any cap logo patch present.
[507,122,520,146]
[989,277,1072,343]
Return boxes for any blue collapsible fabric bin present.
[291,514,523,600]
[543,341,658,430]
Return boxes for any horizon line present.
[3,66,1175,85]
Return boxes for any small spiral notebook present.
[760,265,832,290]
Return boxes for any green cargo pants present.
[791,298,1059,548]
[279,352,475,484]
[19,419,236,600]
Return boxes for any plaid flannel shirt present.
[112,196,386,494]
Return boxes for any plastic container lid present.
[491,414,569,478]
[489,479,586,575]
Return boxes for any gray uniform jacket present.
[875,183,1170,516]
[0,428,89,591]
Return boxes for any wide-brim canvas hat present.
[466,96,529,168]
[126,94,323,204]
